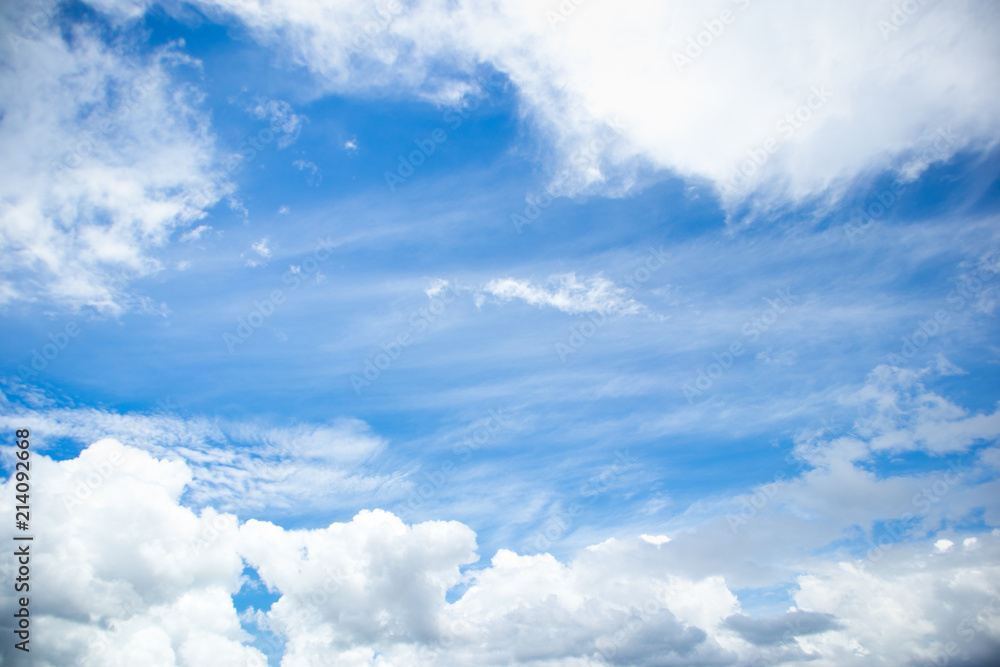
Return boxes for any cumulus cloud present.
[1,424,999,665]
[177,0,999,209]
[0,440,265,666]
[483,273,645,315]
[239,510,479,660]
[0,3,229,313]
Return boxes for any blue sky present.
[2,1,1000,665]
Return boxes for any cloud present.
[180,225,212,243]
[723,610,841,646]
[292,159,321,186]
[247,237,272,266]
[239,510,478,650]
[1,420,998,665]
[0,439,265,666]
[0,3,229,313]
[248,98,304,149]
[252,238,271,258]
[483,273,645,315]
[0,397,394,516]
[846,365,1000,455]
[180,0,999,211]
[793,540,1000,667]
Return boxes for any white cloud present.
[1,415,998,665]
[248,98,304,149]
[246,238,272,266]
[0,440,265,666]
[180,0,999,211]
[483,273,644,315]
[846,365,1000,455]
[180,225,212,243]
[793,539,1000,666]
[251,237,272,258]
[424,278,451,298]
[0,4,229,313]
[934,538,954,553]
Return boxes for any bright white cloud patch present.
[0,440,265,666]
[0,4,228,312]
[2,401,998,666]
[179,0,999,209]
[483,273,644,315]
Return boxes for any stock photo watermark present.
[682,288,796,403]
[925,588,1000,667]
[721,85,832,194]
[886,251,999,365]
[672,0,752,73]
[350,281,461,394]
[877,0,929,40]
[555,246,671,362]
[511,119,624,233]
[844,126,961,244]
[396,408,510,522]
[523,449,638,556]
[349,0,404,50]
[223,235,337,353]
[5,0,63,54]
[49,72,165,176]
[385,71,510,192]
[865,460,966,563]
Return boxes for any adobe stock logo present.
[351,281,461,394]
[223,235,336,353]
[384,129,448,191]
[554,246,670,362]
[682,288,796,403]
[721,85,832,194]
[672,0,753,73]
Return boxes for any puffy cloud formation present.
[0,3,229,312]
[795,544,1000,667]
[175,0,1000,207]
[0,439,264,666]
[2,417,998,665]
